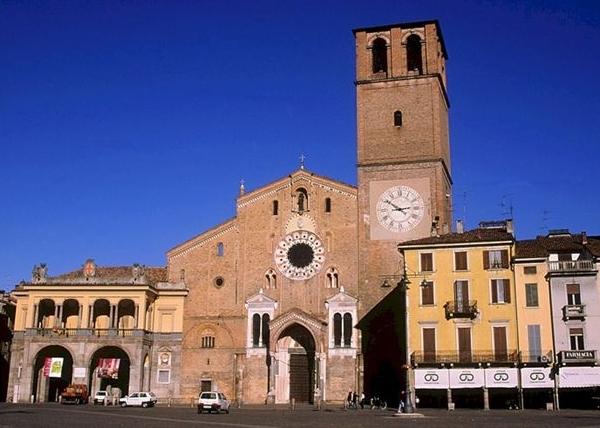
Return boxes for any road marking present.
[43,407,278,428]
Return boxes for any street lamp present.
[396,266,415,414]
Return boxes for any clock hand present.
[385,200,403,210]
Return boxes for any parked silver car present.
[197,391,230,414]
[119,392,157,408]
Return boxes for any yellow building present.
[399,221,518,409]
[7,259,187,403]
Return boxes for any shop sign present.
[484,367,518,388]
[559,366,600,388]
[559,350,596,363]
[521,367,553,388]
[414,368,449,389]
[449,368,484,388]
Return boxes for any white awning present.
[414,368,449,389]
[484,367,518,388]
[449,368,485,388]
[521,367,553,389]
[559,366,600,388]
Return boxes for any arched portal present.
[88,346,131,397]
[274,323,316,404]
[32,345,73,402]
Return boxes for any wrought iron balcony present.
[412,349,519,365]
[562,304,586,321]
[547,260,595,273]
[518,351,553,364]
[444,300,478,320]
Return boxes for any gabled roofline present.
[167,217,237,258]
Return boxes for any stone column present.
[483,387,489,410]
[53,304,59,328]
[134,304,139,329]
[31,303,38,329]
[89,305,95,329]
[78,305,83,328]
[110,305,115,328]
[115,304,120,329]
[57,304,63,328]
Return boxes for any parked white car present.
[197,391,230,414]
[93,390,109,405]
[119,392,157,408]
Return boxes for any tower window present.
[394,111,403,127]
[325,197,332,213]
[406,34,423,74]
[216,242,224,257]
[371,38,387,74]
[272,200,278,216]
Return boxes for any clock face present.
[274,230,325,280]
[376,185,425,233]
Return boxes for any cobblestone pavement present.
[1,403,600,428]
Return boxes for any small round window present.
[214,276,225,288]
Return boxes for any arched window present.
[252,313,270,347]
[326,267,339,288]
[201,330,215,348]
[265,269,277,289]
[216,242,224,257]
[406,34,423,74]
[296,187,308,212]
[272,200,279,216]
[394,111,403,127]
[261,314,270,347]
[343,313,352,347]
[333,313,342,347]
[252,314,261,347]
[325,197,332,213]
[371,38,388,74]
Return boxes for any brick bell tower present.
[354,21,452,313]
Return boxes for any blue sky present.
[1,0,599,290]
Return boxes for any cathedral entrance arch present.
[88,346,131,397]
[270,313,323,405]
[32,345,73,402]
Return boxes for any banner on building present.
[449,368,484,388]
[97,358,120,379]
[521,367,553,388]
[43,357,64,378]
[414,368,449,389]
[559,366,600,388]
[484,367,518,388]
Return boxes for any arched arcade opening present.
[32,345,73,402]
[88,346,131,396]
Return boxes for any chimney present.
[456,219,464,234]
[506,219,514,236]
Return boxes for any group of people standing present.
[345,391,387,410]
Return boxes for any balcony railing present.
[547,260,596,273]
[412,349,519,365]
[519,351,553,364]
[444,300,478,320]
[562,304,586,321]
[25,328,150,338]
